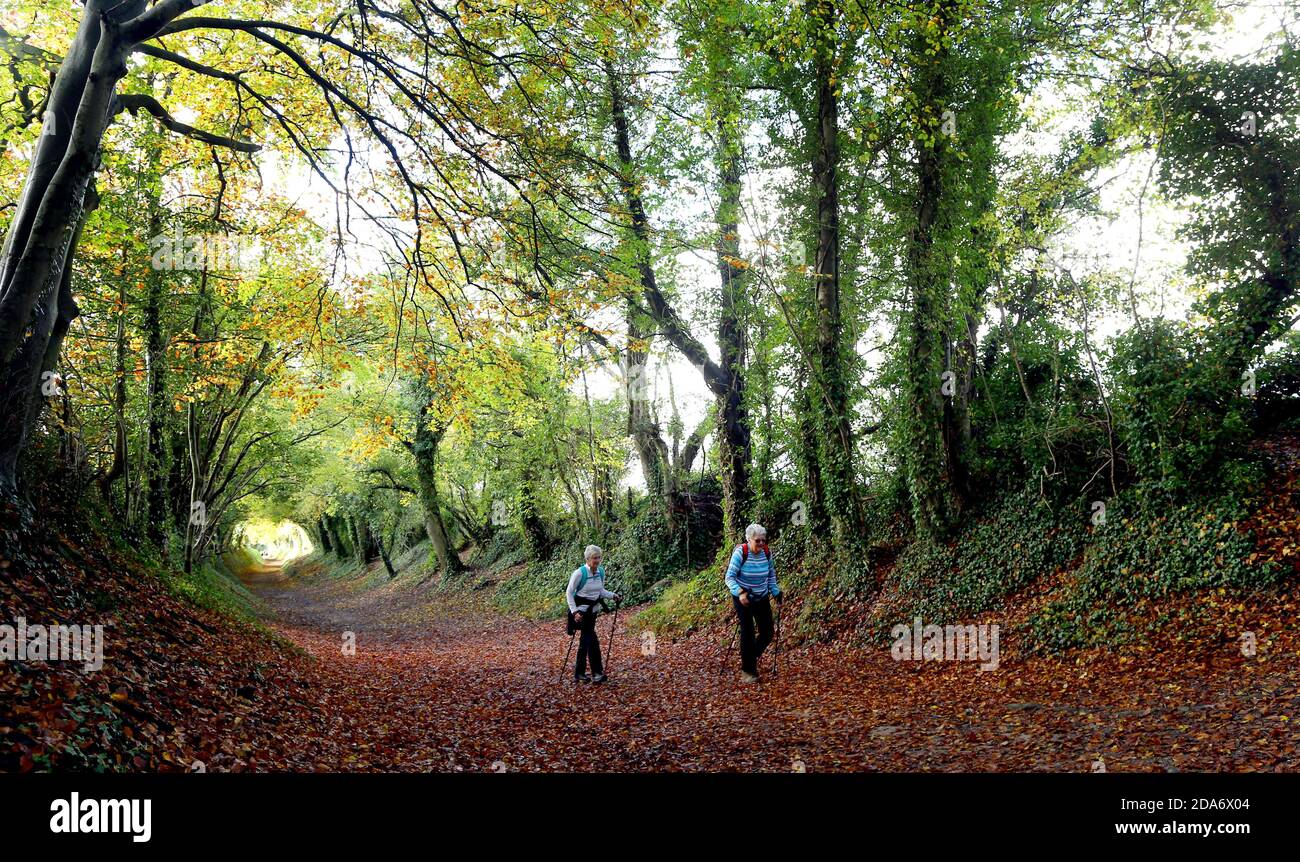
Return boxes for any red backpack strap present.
[738,543,748,563]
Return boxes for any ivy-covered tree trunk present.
[901,2,962,538]
[350,515,368,565]
[316,515,333,554]
[754,374,775,506]
[942,318,976,504]
[942,65,1005,509]
[516,458,551,559]
[167,427,188,534]
[96,270,129,516]
[324,512,348,558]
[593,463,614,526]
[715,116,754,540]
[376,527,397,579]
[408,414,464,576]
[795,369,829,534]
[808,0,863,547]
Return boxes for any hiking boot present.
[591,673,607,684]
[740,671,760,684]
[575,673,592,684]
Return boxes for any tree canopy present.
[0,0,1295,588]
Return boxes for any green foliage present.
[747,480,808,542]
[1026,486,1282,652]
[634,524,823,638]
[164,548,264,624]
[1111,320,1250,496]
[1249,333,1300,432]
[468,528,530,576]
[490,496,722,618]
[968,319,1109,499]
[632,564,727,637]
[624,500,720,584]
[870,489,1086,638]
[30,692,146,772]
[1154,48,1300,296]
[769,526,854,640]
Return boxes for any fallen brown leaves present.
[3,437,1300,772]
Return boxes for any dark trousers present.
[571,607,603,677]
[732,594,774,674]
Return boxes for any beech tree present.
[0,0,547,497]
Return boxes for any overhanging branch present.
[115,93,259,153]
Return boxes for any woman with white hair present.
[724,523,783,683]
[566,544,619,683]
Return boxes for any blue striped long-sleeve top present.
[724,546,779,599]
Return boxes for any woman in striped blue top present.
[725,523,783,683]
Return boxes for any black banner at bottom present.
[0,773,1285,850]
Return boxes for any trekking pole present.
[720,607,737,676]
[773,600,782,678]
[560,628,577,682]
[605,597,620,676]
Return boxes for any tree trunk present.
[325,512,348,557]
[796,369,829,533]
[350,515,367,565]
[902,3,961,537]
[809,2,863,547]
[317,515,333,554]
[143,156,171,551]
[625,302,674,522]
[167,427,187,532]
[515,458,550,558]
[449,503,488,547]
[0,4,143,496]
[98,273,130,515]
[943,312,979,505]
[607,65,750,533]
[377,527,397,579]
[594,463,614,525]
[409,413,464,576]
[714,116,753,540]
[0,181,97,494]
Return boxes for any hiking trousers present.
[732,594,773,674]
[570,605,603,677]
